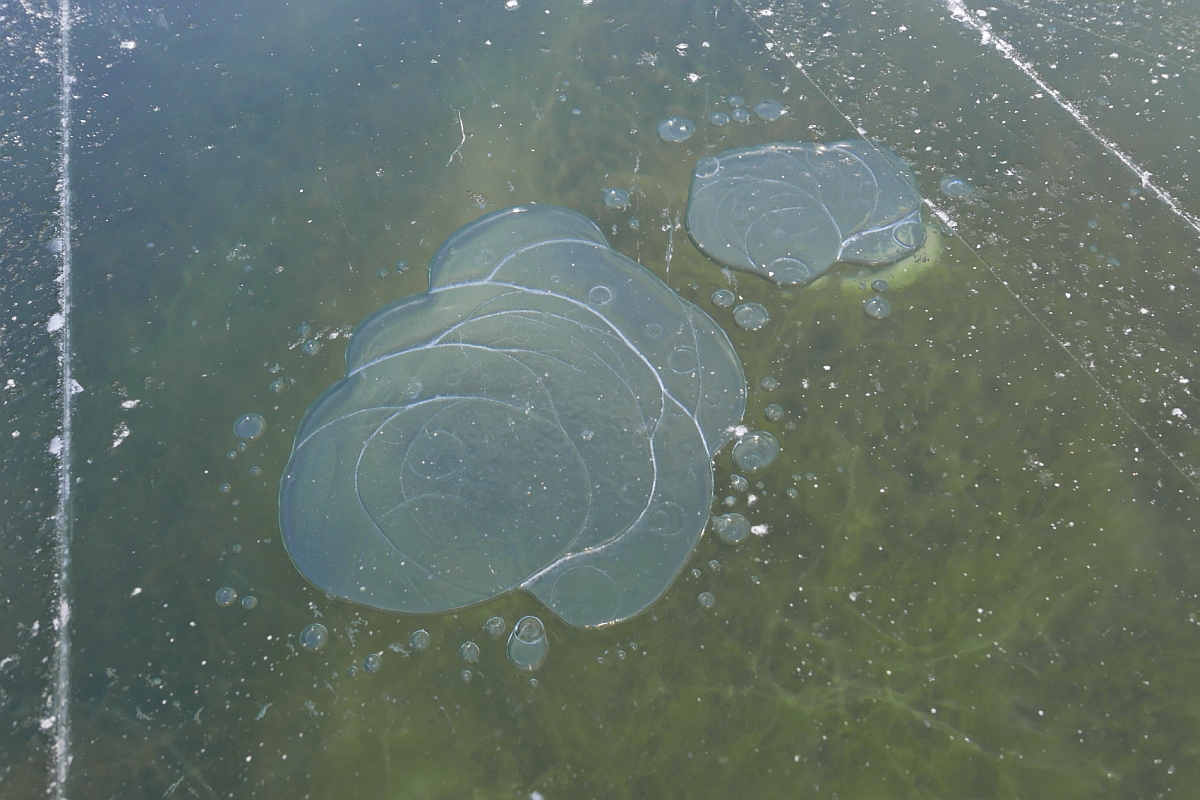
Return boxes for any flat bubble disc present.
[938,175,974,199]
[732,303,770,331]
[233,413,265,439]
[507,615,548,671]
[408,629,430,652]
[731,108,752,123]
[279,205,746,629]
[864,295,892,319]
[363,653,382,673]
[753,99,787,121]
[712,513,751,543]
[602,188,630,210]
[698,591,716,608]
[483,616,507,638]
[657,117,695,142]
[732,431,780,473]
[710,111,730,127]
[685,141,924,286]
[694,157,720,180]
[460,641,480,663]
[726,94,745,108]
[711,289,735,308]
[300,623,328,652]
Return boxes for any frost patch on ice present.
[47,313,64,333]
[111,422,130,449]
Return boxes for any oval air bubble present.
[460,669,473,682]
[732,431,780,472]
[483,616,507,638]
[730,474,748,492]
[460,641,481,663]
[300,623,328,652]
[279,205,747,628]
[871,279,889,293]
[711,289,736,308]
[240,595,258,610]
[667,347,698,374]
[694,157,720,179]
[698,591,716,608]
[766,257,810,285]
[233,413,266,440]
[712,513,751,544]
[602,188,630,210]
[686,141,925,286]
[759,376,779,391]
[710,111,730,127]
[731,108,752,123]
[588,285,613,305]
[864,295,892,319]
[215,586,237,607]
[657,117,695,142]
[753,98,787,121]
[938,175,974,199]
[507,615,549,671]
[765,403,784,421]
[408,629,431,652]
[363,653,382,673]
[726,94,745,108]
[732,303,770,331]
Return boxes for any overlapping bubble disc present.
[280,206,746,628]
[685,141,925,286]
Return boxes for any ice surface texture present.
[280,206,746,628]
[686,141,925,286]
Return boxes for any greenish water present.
[3,0,1200,797]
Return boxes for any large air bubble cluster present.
[685,141,925,286]
[279,206,747,628]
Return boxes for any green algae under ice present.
[279,206,746,628]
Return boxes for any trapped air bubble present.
[507,615,548,671]
[279,206,746,629]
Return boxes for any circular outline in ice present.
[279,206,747,628]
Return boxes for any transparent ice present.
[279,205,746,628]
